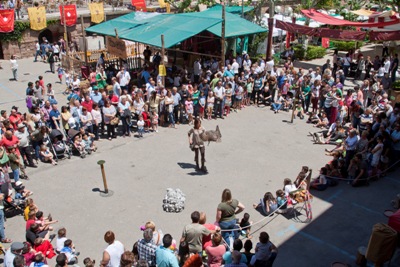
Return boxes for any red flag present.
[132,0,147,11]
[321,38,330,48]
[59,5,77,26]
[0,9,15,33]
[286,33,291,49]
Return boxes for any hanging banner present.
[132,0,147,11]
[0,9,14,33]
[321,38,330,48]
[28,6,47,31]
[88,2,104,24]
[59,5,77,27]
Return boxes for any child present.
[82,133,97,152]
[151,110,159,133]
[60,239,80,264]
[235,83,243,110]
[57,64,64,84]
[239,212,252,239]
[33,237,56,260]
[243,240,254,265]
[249,232,278,266]
[137,115,145,137]
[46,83,55,101]
[293,103,305,119]
[185,96,194,125]
[56,227,67,253]
[14,181,33,200]
[83,257,96,267]
[206,91,214,120]
[73,135,86,155]
[35,211,58,231]
[7,146,21,182]
[276,189,287,214]
[199,91,205,120]
[224,85,232,116]
[30,252,50,267]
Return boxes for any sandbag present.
[365,223,398,264]
[162,188,185,213]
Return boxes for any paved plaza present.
[1,53,400,267]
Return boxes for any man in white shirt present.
[384,57,391,74]
[265,57,274,73]
[34,41,41,62]
[193,59,202,83]
[213,81,225,119]
[231,59,239,75]
[116,66,131,91]
[4,242,24,267]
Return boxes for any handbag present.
[0,147,9,165]
[110,117,120,125]
[189,143,195,151]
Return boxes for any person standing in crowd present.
[117,66,131,91]
[155,234,179,267]
[100,231,124,267]
[10,55,18,81]
[391,53,398,82]
[34,41,41,62]
[0,192,12,244]
[216,189,245,246]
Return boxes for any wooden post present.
[80,15,88,66]
[161,34,165,86]
[266,1,274,60]
[221,3,226,69]
[62,4,70,70]
[97,160,109,194]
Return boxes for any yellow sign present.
[158,0,170,12]
[88,2,104,24]
[106,36,127,59]
[159,65,166,76]
[28,6,47,31]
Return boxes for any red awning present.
[275,20,316,35]
[275,20,366,41]
[301,9,400,27]
[370,30,400,41]
[316,28,367,41]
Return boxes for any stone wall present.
[1,11,129,59]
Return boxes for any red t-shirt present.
[0,135,20,155]
[9,114,21,130]
[81,100,93,112]
[26,219,35,230]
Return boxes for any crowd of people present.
[1,41,400,267]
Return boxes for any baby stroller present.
[49,129,71,160]
[67,129,89,158]
[1,183,24,219]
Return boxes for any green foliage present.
[294,45,326,60]
[0,21,30,43]
[305,46,326,60]
[330,41,364,51]
[392,81,400,90]
[248,32,267,57]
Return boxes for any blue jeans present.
[272,103,281,111]
[12,168,20,182]
[34,50,41,61]
[219,219,239,247]
[168,112,175,126]
[0,209,5,240]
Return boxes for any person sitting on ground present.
[313,112,329,128]
[283,178,297,197]
[33,237,56,260]
[253,192,278,216]
[249,232,278,267]
[60,239,80,264]
[56,227,67,253]
[239,212,252,238]
[310,167,328,191]
[275,190,288,214]
[29,253,49,267]
[39,144,57,165]
[293,103,305,119]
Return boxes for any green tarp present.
[85,5,266,48]
[86,12,222,48]
[224,5,254,14]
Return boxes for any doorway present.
[38,29,53,44]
